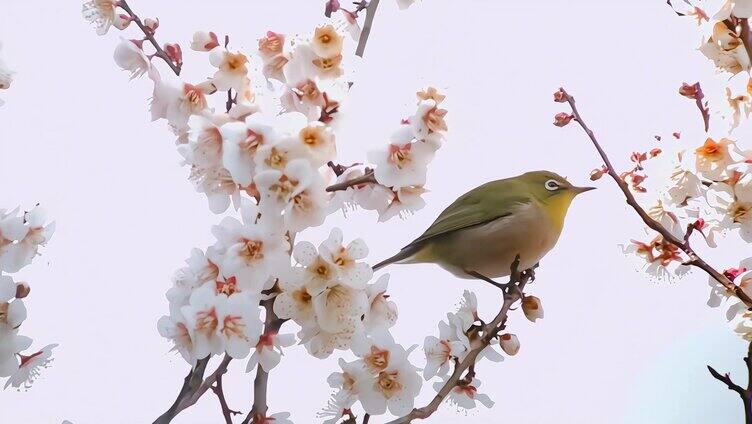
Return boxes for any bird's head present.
[519,170,595,218]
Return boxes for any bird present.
[372,170,594,287]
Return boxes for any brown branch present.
[241,299,286,424]
[386,261,533,423]
[212,374,243,424]
[325,169,376,192]
[153,358,209,424]
[118,0,182,76]
[355,0,381,57]
[557,88,752,307]
[740,19,752,73]
[154,355,234,424]
[707,341,752,423]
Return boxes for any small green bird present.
[373,171,594,284]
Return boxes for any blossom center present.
[222,315,247,340]
[240,239,265,262]
[375,370,402,398]
[388,144,412,169]
[196,308,218,334]
[365,346,390,372]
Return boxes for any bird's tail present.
[372,244,424,271]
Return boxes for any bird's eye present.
[544,179,560,191]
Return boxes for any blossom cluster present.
[83,1,512,421]
[0,205,56,390]
[581,1,752,336]
[0,42,14,106]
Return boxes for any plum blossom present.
[311,25,344,59]
[209,47,249,92]
[82,0,118,35]
[0,330,31,378]
[423,319,466,379]
[695,137,740,180]
[0,44,14,106]
[0,206,55,274]
[368,132,436,189]
[353,333,422,416]
[247,332,296,372]
[191,31,220,52]
[157,311,196,365]
[362,274,398,332]
[4,344,57,390]
[706,175,752,241]
[255,159,328,232]
[113,39,150,79]
[434,377,495,410]
[213,206,290,293]
[699,22,751,75]
[379,186,427,222]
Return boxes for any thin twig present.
[153,358,209,424]
[242,299,286,424]
[325,169,376,192]
[740,19,752,73]
[355,0,381,57]
[363,413,371,424]
[707,341,752,424]
[212,374,243,424]
[117,0,182,76]
[387,261,532,423]
[558,88,752,306]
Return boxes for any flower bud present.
[589,166,608,181]
[113,14,132,30]
[499,333,520,355]
[679,82,699,99]
[15,281,30,299]
[553,112,573,127]
[144,17,159,33]
[164,43,183,67]
[649,148,662,157]
[191,31,220,52]
[672,132,681,139]
[325,0,341,17]
[553,88,567,103]
[522,295,544,322]
[725,267,748,281]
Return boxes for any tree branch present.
[557,87,752,307]
[153,358,209,424]
[355,0,381,57]
[212,374,243,424]
[325,169,376,192]
[118,0,182,76]
[386,262,533,423]
[154,355,233,424]
[241,299,286,424]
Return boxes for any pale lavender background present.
[0,0,748,423]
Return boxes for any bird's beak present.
[573,186,596,195]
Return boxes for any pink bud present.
[144,17,160,33]
[522,296,544,322]
[325,0,341,17]
[649,148,662,157]
[679,82,700,99]
[553,112,573,127]
[693,218,706,231]
[191,31,220,52]
[113,14,132,30]
[164,43,183,67]
[499,333,520,355]
[15,281,30,299]
[589,165,608,181]
[673,132,681,139]
[553,88,567,103]
[724,267,748,281]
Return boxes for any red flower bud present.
[15,282,30,299]
[164,43,183,67]
[553,89,568,103]
[679,82,700,99]
[553,112,573,127]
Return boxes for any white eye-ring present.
[544,179,560,191]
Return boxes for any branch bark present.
[153,355,233,424]
[557,88,752,307]
[325,169,376,192]
[386,262,533,423]
[355,0,381,57]
[212,374,242,423]
[241,299,286,424]
[118,0,182,76]
[708,341,752,424]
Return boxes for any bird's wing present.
[405,181,532,248]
